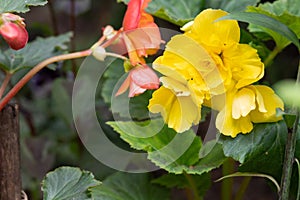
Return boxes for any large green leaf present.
[0,0,47,13]
[220,121,287,180]
[205,0,259,13]
[90,172,170,200]
[118,0,259,26]
[42,166,100,200]
[152,173,211,196]
[107,119,202,173]
[246,0,300,50]
[146,0,204,26]
[219,11,300,50]
[0,32,72,73]
[187,142,227,175]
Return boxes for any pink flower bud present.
[116,64,159,97]
[0,13,28,50]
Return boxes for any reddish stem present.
[0,50,92,111]
[0,73,12,99]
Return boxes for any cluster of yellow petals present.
[148,9,284,137]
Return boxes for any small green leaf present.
[283,114,297,129]
[215,172,280,192]
[90,172,170,200]
[107,119,202,174]
[220,121,287,181]
[152,173,211,196]
[274,79,300,109]
[0,32,72,74]
[0,0,47,13]
[42,166,100,200]
[218,11,300,50]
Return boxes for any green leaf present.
[146,0,204,26]
[215,172,280,192]
[118,0,259,26]
[187,142,227,175]
[0,0,47,13]
[246,0,300,50]
[220,121,287,180]
[0,32,72,74]
[205,0,260,13]
[107,119,202,174]
[90,172,170,200]
[274,79,300,109]
[152,173,211,196]
[219,11,300,50]
[42,166,100,200]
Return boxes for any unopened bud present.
[103,25,116,40]
[92,46,106,61]
[0,13,28,50]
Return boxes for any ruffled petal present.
[249,85,284,123]
[232,87,256,119]
[223,44,264,89]
[216,105,253,138]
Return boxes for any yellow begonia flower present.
[148,86,201,133]
[186,9,264,90]
[148,8,283,136]
[216,85,284,137]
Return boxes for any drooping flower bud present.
[0,13,28,50]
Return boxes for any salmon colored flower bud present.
[116,64,159,97]
[0,13,28,50]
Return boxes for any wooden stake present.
[0,104,21,200]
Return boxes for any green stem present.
[221,158,235,200]
[263,46,282,68]
[183,172,202,200]
[279,59,300,200]
[234,177,251,200]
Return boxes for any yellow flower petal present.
[160,76,190,96]
[216,105,253,138]
[223,44,264,89]
[232,87,256,119]
[249,85,284,123]
[188,9,240,51]
[164,34,228,95]
[148,86,201,132]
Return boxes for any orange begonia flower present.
[122,0,161,65]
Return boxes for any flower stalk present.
[183,172,202,200]
[263,46,282,68]
[0,49,92,111]
[279,59,300,200]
